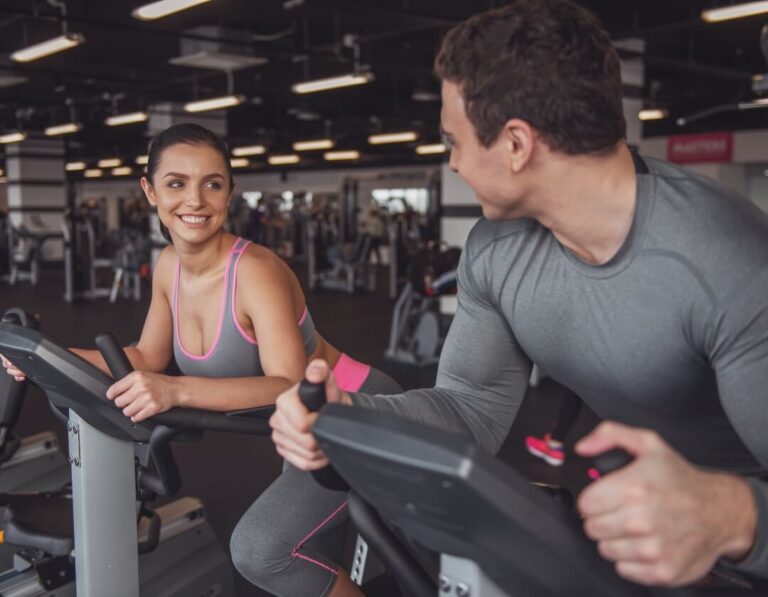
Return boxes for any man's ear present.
[502,118,535,174]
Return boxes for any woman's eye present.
[168,180,183,189]
[206,181,222,190]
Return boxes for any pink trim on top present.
[231,240,259,346]
[229,240,312,346]
[333,353,371,393]
[173,243,238,361]
[291,500,347,576]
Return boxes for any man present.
[271,0,768,587]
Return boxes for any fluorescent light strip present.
[133,0,213,21]
[84,169,104,178]
[112,167,133,176]
[415,143,447,155]
[135,155,149,165]
[324,150,360,161]
[702,1,768,22]
[105,112,148,126]
[184,95,244,113]
[230,158,250,168]
[98,158,122,168]
[268,155,300,165]
[65,161,87,172]
[368,131,418,145]
[0,132,27,144]
[45,122,82,136]
[638,109,669,121]
[293,139,335,151]
[11,33,85,63]
[292,72,374,94]
[232,145,266,157]
[738,98,768,110]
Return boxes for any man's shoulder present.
[465,217,539,260]
[642,156,768,296]
[644,156,765,224]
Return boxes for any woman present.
[3,123,400,597]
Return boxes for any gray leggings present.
[230,366,402,596]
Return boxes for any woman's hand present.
[1,353,25,382]
[106,371,183,422]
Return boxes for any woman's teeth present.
[180,215,209,224]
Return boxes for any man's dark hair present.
[144,123,234,243]
[434,0,626,155]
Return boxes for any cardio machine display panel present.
[0,323,153,443]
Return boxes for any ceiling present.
[0,0,765,175]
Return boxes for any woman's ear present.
[140,177,156,207]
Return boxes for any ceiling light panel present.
[133,0,214,21]
[11,33,85,63]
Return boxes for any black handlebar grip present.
[299,380,327,412]
[588,448,634,480]
[95,333,134,380]
[298,379,349,492]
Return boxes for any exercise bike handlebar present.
[299,380,349,491]
[588,448,634,480]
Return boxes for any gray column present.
[6,138,66,259]
[440,163,481,249]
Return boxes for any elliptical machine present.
[62,210,115,303]
[385,245,461,366]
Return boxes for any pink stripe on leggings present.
[332,353,371,393]
[291,500,348,575]
[293,553,339,576]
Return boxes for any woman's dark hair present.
[434,0,626,155]
[144,123,234,242]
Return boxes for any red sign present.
[667,132,733,164]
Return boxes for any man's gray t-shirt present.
[352,155,768,575]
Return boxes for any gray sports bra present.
[171,237,318,378]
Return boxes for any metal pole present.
[68,411,139,596]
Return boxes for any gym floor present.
[3,263,600,596]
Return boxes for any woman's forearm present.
[174,375,295,411]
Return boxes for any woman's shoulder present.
[237,241,292,282]
[235,241,305,314]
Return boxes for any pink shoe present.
[525,433,565,466]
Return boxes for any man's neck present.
[526,143,638,265]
